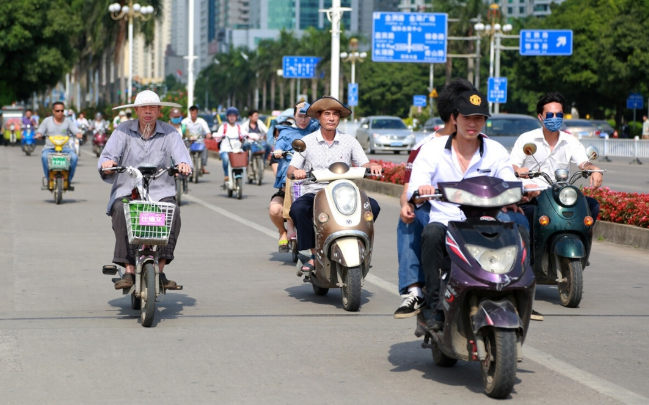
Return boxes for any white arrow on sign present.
[557,36,567,47]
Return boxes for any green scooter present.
[518,143,605,307]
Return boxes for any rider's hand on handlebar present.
[368,163,382,176]
[501,204,524,215]
[76,133,83,139]
[515,167,530,179]
[293,169,307,180]
[521,184,541,203]
[590,171,603,188]
[101,160,117,170]
[273,149,284,159]
[417,185,436,197]
[400,202,416,224]
[35,133,42,139]
[177,163,191,176]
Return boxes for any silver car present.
[482,113,543,151]
[355,116,415,154]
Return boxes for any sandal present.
[114,273,134,290]
[301,255,316,273]
[278,232,289,252]
[159,273,177,289]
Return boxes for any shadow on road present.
[534,285,565,307]
[268,252,298,265]
[107,292,197,325]
[387,340,527,397]
[42,199,88,205]
[284,285,373,310]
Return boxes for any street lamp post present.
[320,0,352,100]
[474,5,512,114]
[108,2,154,103]
[340,38,367,124]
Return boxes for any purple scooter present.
[414,176,535,399]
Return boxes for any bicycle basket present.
[190,141,205,152]
[228,151,249,168]
[47,153,71,171]
[123,201,176,245]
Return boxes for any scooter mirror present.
[585,146,599,161]
[292,139,307,153]
[523,143,537,156]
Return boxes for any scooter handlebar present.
[290,171,313,180]
[411,190,442,200]
[101,166,127,173]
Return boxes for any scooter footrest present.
[103,265,119,275]
[164,285,183,290]
[68,186,74,191]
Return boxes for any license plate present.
[578,131,588,136]
[50,156,68,169]
[138,212,166,226]
[390,141,403,147]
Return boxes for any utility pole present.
[186,0,196,112]
[320,0,351,100]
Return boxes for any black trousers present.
[111,196,181,267]
[289,193,381,252]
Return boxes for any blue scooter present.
[21,124,36,156]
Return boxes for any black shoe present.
[114,273,134,290]
[159,273,177,288]
[394,292,425,319]
[426,310,445,332]
[531,309,544,321]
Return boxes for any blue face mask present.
[542,117,563,132]
[171,116,182,124]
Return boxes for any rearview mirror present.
[291,139,306,153]
[523,143,537,156]
[585,146,599,161]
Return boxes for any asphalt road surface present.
[1,144,648,404]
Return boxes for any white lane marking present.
[524,346,648,405]
[186,192,648,405]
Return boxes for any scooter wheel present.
[481,327,517,399]
[312,284,329,296]
[431,340,457,367]
[341,266,362,312]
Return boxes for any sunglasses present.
[545,112,564,119]
[54,109,64,113]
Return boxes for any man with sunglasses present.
[510,92,602,253]
[35,102,83,183]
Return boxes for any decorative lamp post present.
[108,2,154,103]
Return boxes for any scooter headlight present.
[558,187,578,206]
[465,244,517,274]
[332,183,357,216]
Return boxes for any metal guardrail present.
[579,135,646,164]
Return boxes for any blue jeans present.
[41,147,78,181]
[396,205,530,295]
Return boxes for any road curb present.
[352,178,649,251]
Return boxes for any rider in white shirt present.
[90,113,109,133]
[76,112,90,131]
[181,105,212,174]
[215,107,259,182]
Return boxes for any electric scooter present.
[21,124,36,156]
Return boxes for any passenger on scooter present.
[242,110,271,161]
[407,90,533,332]
[182,105,211,174]
[98,90,192,290]
[22,109,38,127]
[288,96,382,272]
[268,117,295,177]
[270,102,320,251]
[511,92,602,232]
[394,79,532,319]
[215,107,257,182]
[35,102,83,182]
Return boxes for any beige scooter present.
[292,139,377,312]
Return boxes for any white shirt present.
[241,119,268,137]
[215,123,259,152]
[407,135,518,226]
[181,117,211,138]
[509,128,589,189]
[642,120,649,136]
[76,118,90,129]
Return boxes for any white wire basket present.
[123,201,176,245]
[47,153,71,171]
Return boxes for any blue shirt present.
[98,119,192,215]
[273,120,321,188]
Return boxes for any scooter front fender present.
[471,298,523,334]
[330,237,362,268]
[551,234,585,259]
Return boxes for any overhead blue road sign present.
[348,83,359,107]
[627,93,644,109]
[282,56,321,79]
[372,12,448,63]
[413,95,427,107]
[487,77,508,104]
[520,30,573,56]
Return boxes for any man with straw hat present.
[287,96,382,273]
[98,90,192,290]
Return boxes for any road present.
[367,150,649,194]
[1,144,648,404]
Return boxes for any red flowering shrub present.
[583,187,649,228]
[369,159,406,185]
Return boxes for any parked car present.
[355,116,415,154]
[592,120,617,138]
[482,113,543,151]
[561,119,600,138]
[422,117,445,133]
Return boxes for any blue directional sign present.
[487,77,508,104]
[348,83,359,107]
[372,12,448,63]
[413,95,427,107]
[282,56,321,79]
[627,93,644,109]
[520,30,573,56]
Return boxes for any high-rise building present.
[500,0,567,19]
[166,0,210,83]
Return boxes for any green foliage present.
[0,0,83,101]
